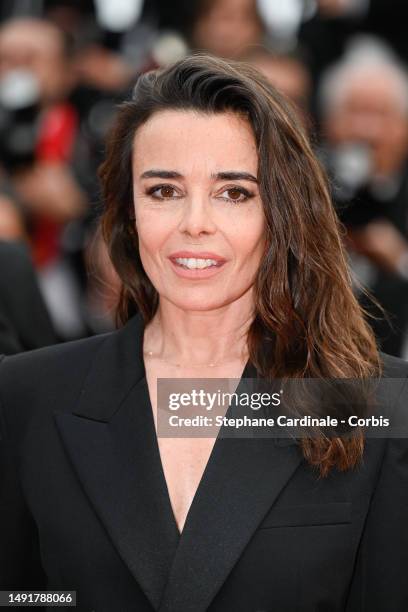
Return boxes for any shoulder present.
[368,351,408,480]
[0,314,145,432]
[0,331,112,419]
[1,331,110,381]
[377,351,408,411]
[379,350,408,378]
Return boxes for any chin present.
[167,294,230,313]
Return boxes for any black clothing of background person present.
[334,168,408,358]
[0,312,21,354]
[298,0,408,84]
[0,240,57,354]
[0,312,408,611]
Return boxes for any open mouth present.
[172,257,222,270]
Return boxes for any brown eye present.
[227,188,243,201]
[159,186,175,198]
[147,184,180,200]
[219,187,252,203]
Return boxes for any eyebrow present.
[213,171,258,183]
[140,170,182,179]
[140,169,258,183]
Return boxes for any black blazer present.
[1,312,408,612]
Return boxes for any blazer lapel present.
[54,313,180,610]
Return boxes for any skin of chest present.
[144,358,247,532]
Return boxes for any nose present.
[177,195,217,238]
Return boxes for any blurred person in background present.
[0,190,26,242]
[0,17,92,341]
[300,0,408,90]
[189,0,265,59]
[243,46,312,129]
[68,0,156,93]
[319,37,408,357]
[0,5,190,339]
[0,239,56,354]
[45,0,188,91]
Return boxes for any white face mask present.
[94,0,144,32]
[0,68,40,111]
[330,142,373,190]
[257,0,305,41]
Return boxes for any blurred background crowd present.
[1,0,408,359]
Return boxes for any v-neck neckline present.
[139,359,255,539]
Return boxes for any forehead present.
[0,21,63,58]
[132,110,258,176]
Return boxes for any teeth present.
[174,257,219,269]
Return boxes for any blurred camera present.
[0,68,42,170]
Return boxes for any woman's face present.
[132,109,266,312]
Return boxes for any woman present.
[1,54,407,612]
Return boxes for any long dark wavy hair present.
[98,53,382,476]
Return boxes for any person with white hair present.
[319,36,408,357]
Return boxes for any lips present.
[168,251,227,278]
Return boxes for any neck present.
[143,293,254,365]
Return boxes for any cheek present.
[136,211,169,254]
[228,214,266,263]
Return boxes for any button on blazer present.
[0,312,408,611]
